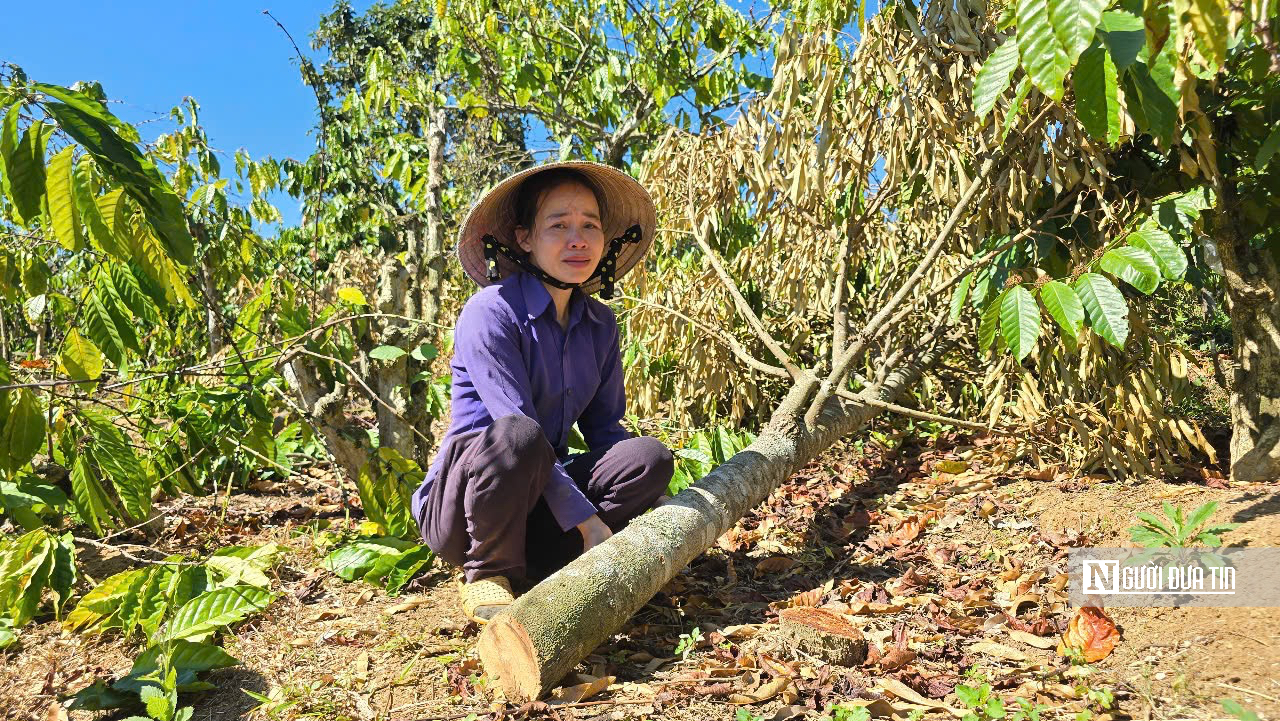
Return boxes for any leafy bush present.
[323,536,434,596]
[1129,501,1238,548]
[64,545,281,716]
[668,425,755,496]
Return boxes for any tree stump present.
[777,607,867,666]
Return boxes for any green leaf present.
[32,83,141,142]
[2,390,45,474]
[47,146,85,251]
[1049,0,1107,64]
[979,291,1004,351]
[950,274,973,323]
[973,39,1020,120]
[1039,280,1085,342]
[141,685,174,721]
[109,262,160,324]
[1074,43,1121,145]
[999,285,1041,361]
[383,546,434,596]
[61,329,104,383]
[1127,227,1186,280]
[130,639,239,678]
[956,684,984,707]
[0,103,20,203]
[1017,0,1071,101]
[1000,76,1033,143]
[1186,0,1229,67]
[1184,501,1218,533]
[1099,11,1146,69]
[1255,126,1280,169]
[1220,699,1261,721]
[369,345,408,361]
[336,287,367,306]
[206,544,284,589]
[1072,272,1129,348]
[1125,59,1178,144]
[67,679,138,711]
[81,290,126,367]
[67,453,118,538]
[323,537,417,581]
[1100,246,1161,294]
[158,585,274,643]
[41,98,194,265]
[9,122,51,225]
[74,160,128,260]
[82,411,150,522]
[410,343,438,362]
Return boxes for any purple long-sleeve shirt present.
[413,271,633,532]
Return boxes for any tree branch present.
[616,294,789,379]
[689,216,805,380]
[804,153,1000,427]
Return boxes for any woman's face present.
[514,182,606,286]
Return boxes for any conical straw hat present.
[456,161,657,295]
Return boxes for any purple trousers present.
[417,414,674,583]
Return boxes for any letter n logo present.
[1083,560,1118,594]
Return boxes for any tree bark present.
[1215,185,1280,482]
[420,106,447,327]
[477,341,949,701]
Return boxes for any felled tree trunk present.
[477,345,947,701]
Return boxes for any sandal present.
[458,575,515,624]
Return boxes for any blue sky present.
[2,1,368,226]
[4,2,871,229]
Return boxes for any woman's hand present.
[577,514,613,552]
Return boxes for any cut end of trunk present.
[778,607,868,666]
[477,613,542,702]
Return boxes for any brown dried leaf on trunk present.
[1057,606,1120,662]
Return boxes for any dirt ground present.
[2,436,1277,721]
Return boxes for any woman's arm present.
[454,297,597,532]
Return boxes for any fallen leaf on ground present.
[729,676,794,705]
[385,597,431,614]
[719,624,761,640]
[887,511,940,546]
[1007,629,1057,649]
[879,647,916,670]
[934,460,969,474]
[1057,606,1120,662]
[877,678,967,717]
[970,641,1029,662]
[548,675,614,704]
[755,556,797,575]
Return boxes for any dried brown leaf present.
[1057,606,1119,662]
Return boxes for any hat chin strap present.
[482,224,642,300]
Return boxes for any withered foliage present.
[623,1,1213,477]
